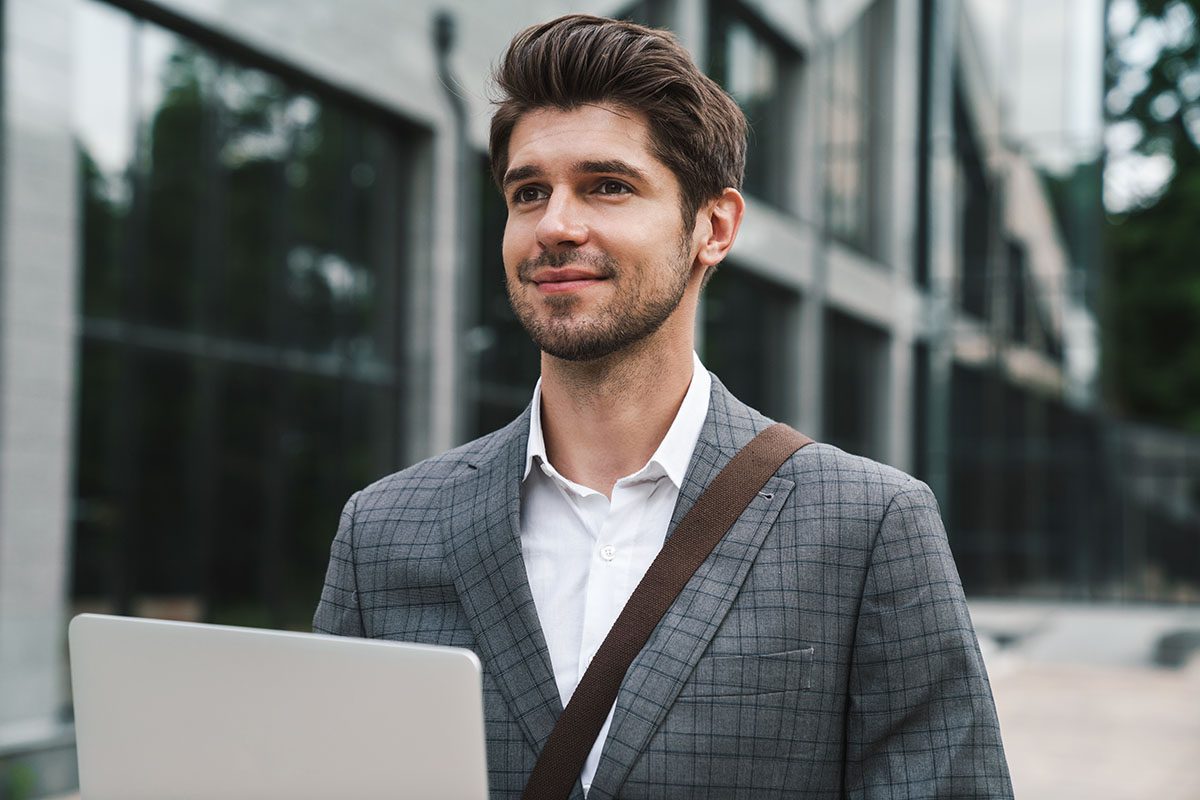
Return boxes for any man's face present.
[501,104,699,362]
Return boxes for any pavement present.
[45,600,1200,799]
[972,600,1200,800]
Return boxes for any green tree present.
[1104,0,1200,431]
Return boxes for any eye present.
[596,180,632,196]
[512,185,547,204]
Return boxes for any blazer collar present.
[441,408,568,776]
[666,375,771,534]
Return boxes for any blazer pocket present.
[681,646,814,698]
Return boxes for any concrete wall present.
[0,0,79,766]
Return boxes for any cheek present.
[625,210,683,251]
[501,223,524,274]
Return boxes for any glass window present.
[702,267,797,421]
[955,80,992,319]
[619,0,673,28]
[949,365,1090,597]
[708,2,798,210]
[825,1,889,256]
[470,157,540,438]
[912,341,929,481]
[823,309,888,461]
[71,0,410,630]
[1007,239,1028,344]
[947,363,991,592]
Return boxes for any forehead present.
[506,104,664,174]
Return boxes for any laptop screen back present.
[69,614,488,800]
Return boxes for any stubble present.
[505,238,692,362]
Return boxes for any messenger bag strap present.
[521,422,814,800]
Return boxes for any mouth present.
[531,267,610,295]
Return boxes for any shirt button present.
[599,544,616,561]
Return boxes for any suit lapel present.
[587,379,795,799]
[442,411,565,764]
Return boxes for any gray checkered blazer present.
[314,376,1013,799]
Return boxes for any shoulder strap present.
[521,423,814,800]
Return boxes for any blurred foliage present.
[0,762,36,799]
[1104,0,1200,431]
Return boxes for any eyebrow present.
[502,159,649,188]
[502,164,542,187]
[575,160,648,183]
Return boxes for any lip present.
[531,268,609,294]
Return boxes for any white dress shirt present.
[519,352,711,795]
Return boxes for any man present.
[315,14,1012,799]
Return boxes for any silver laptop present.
[68,613,489,800]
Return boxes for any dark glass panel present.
[79,153,130,320]
[823,309,887,461]
[947,363,989,592]
[1007,239,1028,344]
[708,3,795,209]
[72,339,123,600]
[472,156,539,438]
[140,33,213,333]
[955,81,991,319]
[71,0,408,631]
[826,16,868,247]
[702,267,795,421]
[912,342,929,482]
[218,64,290,344]
[825,2,888,256]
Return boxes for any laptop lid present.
[68,613,488,800]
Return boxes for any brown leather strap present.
[521,423,814,800]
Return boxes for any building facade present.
[0,0,1116,794]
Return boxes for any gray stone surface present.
[991,659,1200,800]
[0,0,79,742]
[974,600,1200,800]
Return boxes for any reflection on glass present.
[708,5,795,209]
[823,309,887,461]
[72,0,408,630]
[946,364,1122,598]
[74,1,136,180]
[472,157,540,438]
[825,3,886,256]
[703,267,795,421]
[1007,239,1029,344]
[955,81,992,319]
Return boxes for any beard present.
[505,239,692,362]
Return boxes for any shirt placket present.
[572,487,613,686]
[577,482,653,684]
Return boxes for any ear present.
[693,188,745,274]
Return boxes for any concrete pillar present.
[884,0,922,473]
[0,0,80,774]
[924,0,960,505]
[796,0,830,438]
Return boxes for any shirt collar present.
[523,351,711,490]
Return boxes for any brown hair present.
[489,14,747,228]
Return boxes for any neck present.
[538,331,695,498]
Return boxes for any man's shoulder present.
[764,438,943,555]
[706,378,927,509]
[777,437,930,510]
[350,413,527,509]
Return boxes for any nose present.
[535,191,588,250]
